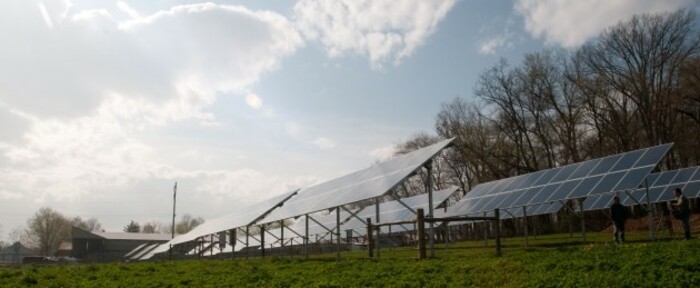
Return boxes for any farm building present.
[71,227,171,262]
[0,242,37,265]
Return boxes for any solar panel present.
[163,190,297,248]
[259,138,454,224]
[585,166,700,212]
[445,144,672,217]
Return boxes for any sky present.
[1,0,698,241]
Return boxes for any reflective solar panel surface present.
[167,190,297,246]
[446,144,672,217]
[583,166,700,211]
[261,138,454,224]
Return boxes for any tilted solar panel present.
[446,144,672,217]
[260,138,454,224]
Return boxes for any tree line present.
[4,207,204,256]
[394,10,699,197]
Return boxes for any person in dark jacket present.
[610,196,627,244]
[670,188,691,240]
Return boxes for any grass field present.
[1,231,698,287]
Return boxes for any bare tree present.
[70,216,102,232]
[141,221,162,234]
[580,10,700,160]
[165,214,205,235]
[24,207,71,256]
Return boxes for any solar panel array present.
[584,166,700,211]
[445,144,672,217]
[260,138,454,224]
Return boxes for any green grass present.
[1,232,698,287]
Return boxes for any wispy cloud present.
[294,0,456,69]
[312,137,336,149]
[515,0,694,47]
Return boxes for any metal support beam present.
[341,206,367,225]
[579,198,586,243]
[495,209,501,257]
[427,161,435,258]
[483,211,488,247]
[245,226,250,259]
[417,209,426,259]
[280,220,285,257]
[336,207,341,260]
[304,214,309,258]
[375,198,381,258]
[522,206,528,248]
[644,178,655,241]
[389,192,418,215]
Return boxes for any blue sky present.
[0,0,697,240]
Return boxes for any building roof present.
[72,227,172,241]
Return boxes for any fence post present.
[417,209,426,259]
[495,209,501,257]
[367,218,374,258]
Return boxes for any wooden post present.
[367,218,374,258]
[417,209,426,259]
[260,225,266,258]
[495,209,502,257]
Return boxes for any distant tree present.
[141,221,162,234]
[70,216,102,232]
[171,214,204,235]
[24,207,71,256]
[123,221,141,233]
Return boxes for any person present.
[610,196,627,243]
[670,188,691,240]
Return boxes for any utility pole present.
[170,182,177,260]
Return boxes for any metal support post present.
[644,178,655,241]
[427,161,435,258]
[280,220,285,255]
[245,226,250,259]
[483,211,488,247]
[230,229,236,258]
[579,198,586,243]
[305,214,309,258]
[375,198,381,258]
[495,209,501,257]
[336,207,341,260]
[522,206,528,248]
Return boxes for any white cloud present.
[38,2,54,29]
[0,190,22,200]
[0,2,302,118]
[0,1,305,234]
[116,1,140,19]
[293,0,456,68]
[312,137,336,149]
[285,122,302,137]
[245,93,264,109]
[515,0,694,47]
[368,145,395,161]
[479,35,507,55]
